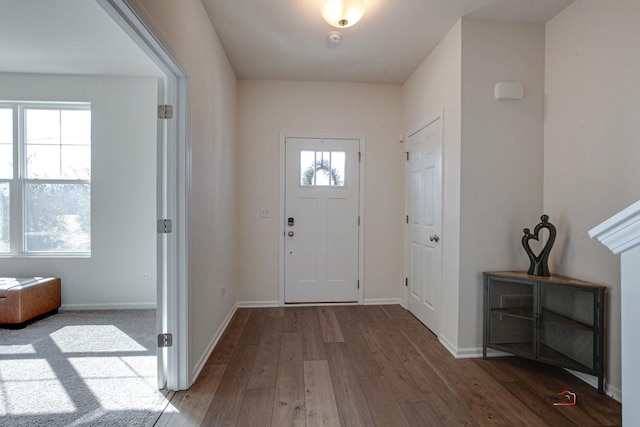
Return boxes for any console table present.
[482,271,606,393]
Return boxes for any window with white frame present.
[0,102,91,255]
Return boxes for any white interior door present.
[97,0,189,390]
[407,116,442,334]
[284,137,360,303]
[156,78,168,389]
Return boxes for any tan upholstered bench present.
[0,277,61,326]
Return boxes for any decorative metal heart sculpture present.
[522,215,556,277]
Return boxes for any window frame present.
[0,101,92,257]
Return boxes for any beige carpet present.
[0,310,170,426]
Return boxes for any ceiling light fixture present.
[321,0,366,28]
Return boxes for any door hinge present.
[158,105,174,119]
[406,152,409,161]
[157,219,173,234]
[358,152,362,162]
[405,277,408,287]
[358,216,361,226]
[406,215,409,224]
[357,280,360,289]
[158,333,173,347]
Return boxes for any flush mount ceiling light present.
[321,0,366,28]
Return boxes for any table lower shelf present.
[488,341,594,373]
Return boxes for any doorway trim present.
[97,0,190,390]
[279,132,365,306]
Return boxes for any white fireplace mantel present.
[589,199,640,254]
[589,199,640,424]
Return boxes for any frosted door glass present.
[300,150,346,186]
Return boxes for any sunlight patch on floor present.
[69,356,156,387]
[82,377,164,411]
[0,344,36,354]
[0,359,77,415]
[68,355,164,411]
[50,325,148,353]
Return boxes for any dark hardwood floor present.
[157,305,621,426]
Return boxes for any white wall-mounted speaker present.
[494,82,524,100]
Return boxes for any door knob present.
[429,235,440,242]
[288,231,295,237]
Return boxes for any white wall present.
[0,73,157,308]
[117,0,634,399]
[402,18,545,355]
[459,19,545,352]
[133,0,238,380]
[544,0,640,399]
[237,80,404,303]
[403,20,463,347]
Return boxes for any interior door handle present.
[429,235,440,242]
[288,231,294,237]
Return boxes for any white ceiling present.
[0,0,572,83]
[0,0,162,77]
[202,0,574,84]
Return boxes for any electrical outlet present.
[260,207,271,218]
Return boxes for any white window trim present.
[0,101,91,257]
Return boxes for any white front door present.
[284,137,360,303]
[407,116,442,334]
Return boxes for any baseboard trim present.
[566,369,621,402]
[481,348,513,358]
[444,346,512,359]
[234,299,404,307]
[437,338,503,360]
[363,298,403,305]
[284,302,359,307]
[60,303,156,310]
[438,335,458,357]
[237,300,280,308]
[605,382,622,403]
[453,346,485,359]
[190,302,239,383]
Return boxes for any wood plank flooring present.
[157,305,621,426]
